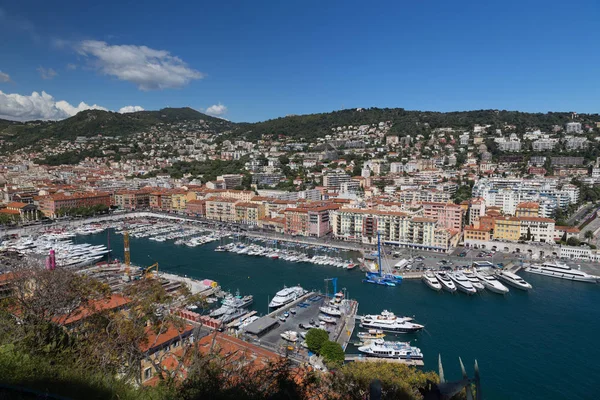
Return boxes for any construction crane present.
[124,230,131,277]
[144,263,159,279]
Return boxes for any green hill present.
[0,107,235,149]
[2,106,599,151]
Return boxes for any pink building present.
[420,202,464,231]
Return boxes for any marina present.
[2,219,600,399]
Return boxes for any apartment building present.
[331,209,452,250]
[113,190,151,210]
[284,204,338,237]
[515,202,539,217]
[205,197,238,222]
[235,202,265,225]
[420,202,464,230]
[39,192,111,218]
[185,199,206,216]
[322,172,351,191]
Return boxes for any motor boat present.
[268,285,307,308]
[421,272,442,291]
[358,339,423,360]
[449,272,477,295]
[280,331,299,342]
[318,315,337,324]
[319,306,342,317]
[525,261,599,283]
[496,270,532,291]
[434,271,457,293]
[475,271,509,294]
[357,329,385,340]
[359,310,424,333]
[463,272,485,292]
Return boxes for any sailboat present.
[362,232,402,287]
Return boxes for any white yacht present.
[319,306,342,317]
[421,272,442,291]
[358,339,423,360]
[434,271,457,293]
[360,310,424,333]
[525,262,599,283]
[474,271,509,294]
[268,285,307,308]
[497,270,532,291]
[449,272,477,295]
[464,272,485,292]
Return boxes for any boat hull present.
[524,268,599,283]
[497,274,531,291]
[359,323,423,333]
[421,276,442,291]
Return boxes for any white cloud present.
[76,40,204,90]
[119,105,144,114]
[0,70,10,83]
[37,66,58,80]
[205,103,227,116]
[66,63,77,70]
[0,90,107,121]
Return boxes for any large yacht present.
[268,285,307,308]
[474,271,509,294]
[422,272,442,291]
[496,270,532,291]
[359,310,424,333]
[449,272,477,295]
[525,262,599,283]
[358,339,423,360]
[434,271,457,293]
[463,272,485,292]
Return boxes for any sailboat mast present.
[377,231,382,276]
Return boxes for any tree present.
[567,237,581,247]
[305,328,328,353]
[331,360,442,400]
[319,340,345,368]
[584,230,594,240]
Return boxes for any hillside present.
[233,108,600,141]
[2,107,599,151]
[0,107,235,149]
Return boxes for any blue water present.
[84,232,600,400]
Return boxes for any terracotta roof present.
[516,202,540,209]
[140,322,195,353]
[0,209,20,215]
[6,202,28,208]
[555,225,580,233]
[412,217,437,223]
[54,294,130,326]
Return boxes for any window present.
[144,367,152,380]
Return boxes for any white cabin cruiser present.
[525,262,599,283]
[434,271,457,293]
[421,272,442,291]
[360,310,424,333]
[280,330,298,342]
[449,272,477,295]
[319,306,342,316]
[463,272,485,292]
[358,339,423,360]
[474,271,509,294]
[497,270,532,291]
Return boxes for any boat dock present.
[344,355,424,366]
[226,310,258,329]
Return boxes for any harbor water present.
[84,231,600,400]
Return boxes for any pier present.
[344,355,424,366]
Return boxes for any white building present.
[565,122,582,134]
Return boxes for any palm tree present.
[584,230,594,240]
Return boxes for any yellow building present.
[205,197,238,222]
[235,202,265,225]
[515,202,540,217]
[493,217,521,241]
[464,226,492,242]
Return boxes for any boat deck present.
[344,355,424,366]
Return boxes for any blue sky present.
[0,0,599,122]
